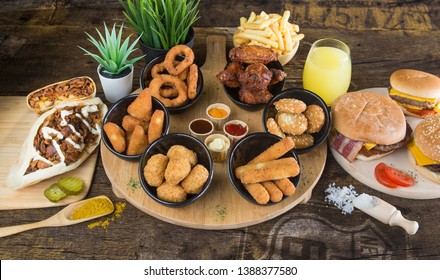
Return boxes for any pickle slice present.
[44,183,68,202]
[58,177,83,195]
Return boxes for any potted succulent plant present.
[119,0,200,62]
[78,22,145,103]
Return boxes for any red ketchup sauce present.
[225,123,247,136]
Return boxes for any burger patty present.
[390,95,434,109]
[426,165,440,173]
[358,123,412,157]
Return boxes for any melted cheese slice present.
[390,88,438,104]
[408,140,440,166]
[363,142,376,150]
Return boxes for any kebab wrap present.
[6,97,108,190]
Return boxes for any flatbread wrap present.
[6,97,108,190]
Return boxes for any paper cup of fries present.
[233,11,304,65]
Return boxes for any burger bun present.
[390,69,440,100]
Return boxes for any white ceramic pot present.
[97,65,134,103]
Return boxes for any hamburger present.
[331,91,411,162]
[389,69,440,118]
[407,114,440,184]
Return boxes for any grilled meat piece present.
[238,88,273,104]
[229,45,277,64]
[426,165,440,173]
[269,68,287,86]
[238,63,273,91]
[216,62,244,88]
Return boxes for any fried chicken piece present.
[216,62,244,88]
[238,88,273,104]
[238,63,272,91]
[229,45,277,64]
[269,68,287,86]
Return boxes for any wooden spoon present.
[0,195,114,238]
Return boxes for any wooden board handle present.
[203,35,227,72]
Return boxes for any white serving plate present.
[330,87,440,199]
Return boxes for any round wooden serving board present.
[101,36,327,229]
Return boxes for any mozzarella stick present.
[274,178,296,196]
[244,183,270,204]
[248,137,295,164]
[236,157,294,179]
[261,181,283,202]
[239,158,300,184]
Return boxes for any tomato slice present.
[383,165,415,187]
[374,163,400,188]
[405,106,435,118]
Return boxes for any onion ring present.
[151,61,188,81]
[149,75,188,107]
[187,64,198,100]
[164,45,194,75]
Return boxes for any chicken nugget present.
[266,117,286,139]
[147,109,165,144]
[127,88,153,122]
[304,105,325,133]
[276,112,308,135]
[157,182,187,203]
[261,181,283,203]
[126,125,149,155]
[103,122,126,153]
[122,115,148,133]
[288,134,314,149]
[274,98,307,113]
[181,164,209,194]
[244,183,270,204]
[164,157,191,185]
[144,154,169,187]
[167,145,197,167]
[273,178,296,196]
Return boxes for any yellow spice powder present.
[71,197,114,220]
[87,202,126,231]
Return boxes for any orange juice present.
[303,44,351,105]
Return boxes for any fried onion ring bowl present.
[102,94,170,160]
[227,132,301,206]
[262,88,331,154]
[140,54,204,114]
[222,60,286,112]
[139,133,214,207]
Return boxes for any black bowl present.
[139,54,204,114]
[102,94,170,160]
[262,88,331,154]
[222,60,286,111]
[139,133,214,207]
[227,132,301,206]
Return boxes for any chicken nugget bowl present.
[227,132,301,206]
[222,60,286,112]
[262,88,331,154]
[102,94,170,161]
[139,133,214,207]
[140,55,204,114]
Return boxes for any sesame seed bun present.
[414,114,440,162]
[331,91,406,145]
[390,69,440,100]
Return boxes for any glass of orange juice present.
[303,38,351,106]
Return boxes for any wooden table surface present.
[1,0,439,260]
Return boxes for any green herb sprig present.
[119,0,200,49]
[78,22,145,75]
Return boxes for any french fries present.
[233,10,304,56]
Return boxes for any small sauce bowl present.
[223,120,249,145]
[206,103,231,131]
[188,118,214,142]
[204,134,231,163]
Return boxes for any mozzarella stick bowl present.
[139,54,204,114]
[139,133,214,207]
[262,88,331,154]
[227,133,301,206]
[102,93,170,160]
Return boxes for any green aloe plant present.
[78,22,145,75]
[119,0,200,50]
